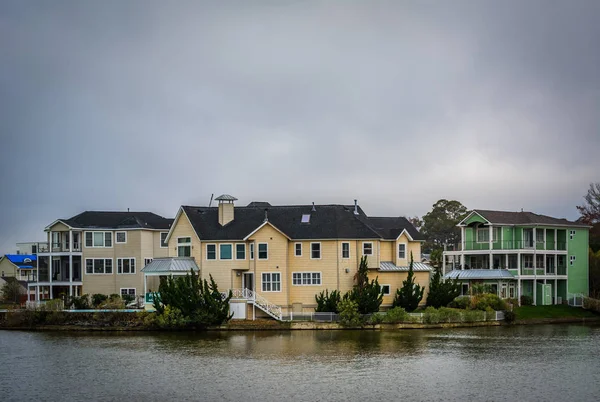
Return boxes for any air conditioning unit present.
[557,297,562,304]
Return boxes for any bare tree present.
[577,183,600,224]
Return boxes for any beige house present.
[156,195,431,320]
[30,211,172,300]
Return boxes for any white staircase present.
[227,288,282,321]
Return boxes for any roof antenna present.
[208,193,214,207]
[264,209,268,222]
[354,199,359,215]
[127,208,130,212]
[312,202,316,212]
[521,208,523,212]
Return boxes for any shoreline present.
[2,316,599,332]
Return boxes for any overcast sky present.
[1,1,599,253]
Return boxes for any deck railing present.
[446,241,567,252]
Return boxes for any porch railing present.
[446,241,567,252]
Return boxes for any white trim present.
[164,207,201,243]
[235,243,246,260]
[44,219,75,231]
[294,242,302,257]
[380,284,391,296]
[176,236,192,257]
[261,271,281,292]
[243,221,291,241]
[144,257,153,266]
[249,243,254,260]
[205,243,217,260]
[84,258,113,275]
[362,242,373,256]
[310,242,321,259]
[257,243,269,260]
[115,231,127,244]
[341,242,350,259]
[476,227,489,243]
[570,255,576,266]
[398,243,407,259]
[160,232,168,248]
[457,211,489,226]
[119,288,136,297]
[292,271,322,286]
[84,231,113,248]
[117,257,136,275]
[394,229,414,241]
[219,243,234,260]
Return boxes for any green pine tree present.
[346,255,383,314]
[426,266,461,308]
[393,252,424,312]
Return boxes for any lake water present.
[1,325,600,402]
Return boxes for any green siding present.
[464,214,488,225]
[545,229,555,250]
[567,228,589,295]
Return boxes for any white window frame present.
[250,243,254,260]
[341,242,350,259]
[261,272,281,292]
[476,227,489,243]
[206,244,217,260]
[295,243,302,257]
[235,243,246,260]
[85,231,113,248]
[85,258,113,275]
[492,227,501,242]
[536,230,545,243]
[292,272,322,286]
[120,288,136,297]
[115,231,127,244]
[380,284,391,296]
[570,255,576,266]
[160,232,168,248]
[117,257,136,275]
[398,243,407,259]
[144,258,153,266]
[523,255,534,268]
[362,242,373,256]
[310,242,321,259]
[219,243,233,260]
[258,243,268,260]
[301,214,310,223]
[569,230,576,240]
[177,237,191,257]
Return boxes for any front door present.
[243,273,254,292]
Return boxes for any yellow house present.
[30,211,172,301]
[161,195,431,320]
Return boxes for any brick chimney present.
[215,194,237,226]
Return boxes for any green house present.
[442,209,589,305]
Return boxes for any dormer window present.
[301,214,311,223]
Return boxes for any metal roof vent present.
[354,199,359,215]
[312,202,316,212]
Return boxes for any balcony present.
[35,256,82,283]
[36,241,81,253]
[446,241,567,252]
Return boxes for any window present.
[509,283,515,298]
[570,255,576,266]
[116,231,127,244]
[570,230,576,240]
[261,272,281,292]
[20,270,27,278]
[258,243,268,260]
[301,214,310,223]
[178,237,191,257]
[535,255,545,268]
[295,243,302,257]
[380,284,391,295]
[250,243,254,260]
[398,243,406,259]
[311,243,321,259]
[120,288,136,297]
[536,230,544,243]
[117,258,136,274]
[220,244,233,260]
[206,244,216,260]
[51,232,61,247]
[85,258,113,274]
[160,232,168,248]
[461,283,469,296]
[236,244,246,260]
[492,227,501,242]
[342,242,350,259]
[523,255,534,268]
[292,272,321,285]
[363,242,373,255]
[144,258,153,266]
[476,227,489,243]
[85,231,112,248]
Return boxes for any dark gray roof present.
[247,201,272,208]
[473,210,588,227]
[181,204,399,241]
[362,216,424,240]
[57,211,173,230]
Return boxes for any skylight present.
[301,214,311,223]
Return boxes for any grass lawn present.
[515,305,598,320]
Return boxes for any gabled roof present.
[4,254,37,267]
[180,204,385,241]
[363,216,424,241]
[46,211,173,231]
[462,209,589,227]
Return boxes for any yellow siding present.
[200,241,250,290]
[395,233,422,266]
[0,258,18,277]
[380,241,393,261]
[47,222,70,232]
[376,271,430,307]
[153,231,170,257]
[167,211,201,261]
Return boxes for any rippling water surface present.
[1,325,600,401]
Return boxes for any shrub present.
[438,307,463,323]
[473,293,506,311]
[67,294,91,310]
[366,313,385,325]
[337,299,362,327]
[92,294,108,307]
[504,310,516,323]
[449,296,471,310]
[315,290,341,313]
[423,307,441,324]
[463,310,484,323]
[122,294,135,306]
[383,307,412,323]
[520,295,533,306]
